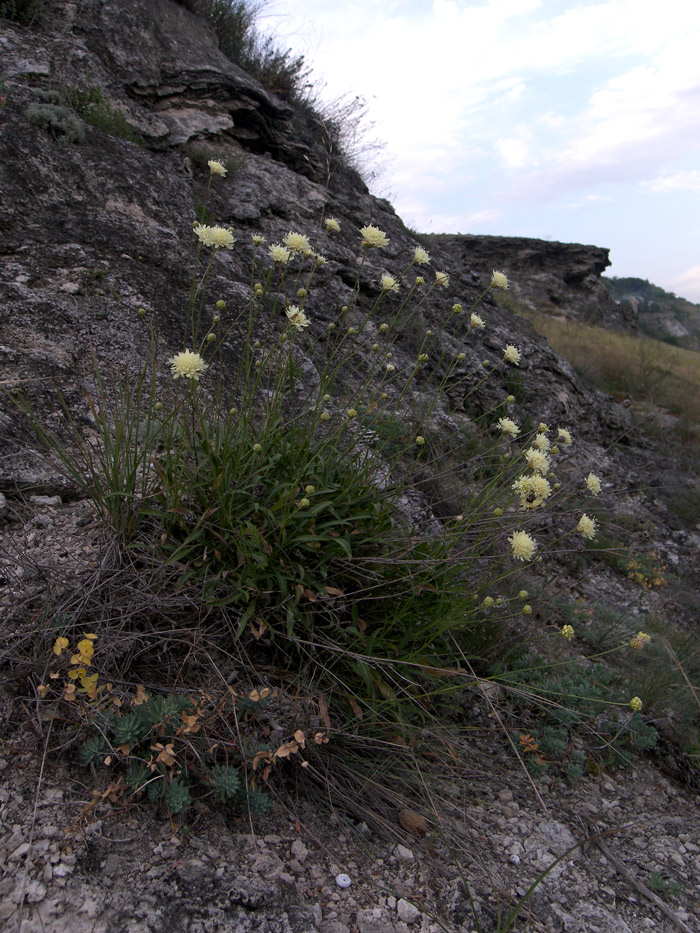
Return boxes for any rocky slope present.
[604,277,700,350]
[1,3,699,932]
[425,233,637,331]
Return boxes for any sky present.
[263,0,700,302]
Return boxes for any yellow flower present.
[512,474,551,509]
[320,411,330,422]
[470,313,485,328]
[325,217,341,233]
[524,447,550,474]
[452,304,463,314]
[509,530,537,561]
[208,159,227,176]
[483,596,495,607]
[576,513,597,539]
[629,696,643,712]
[434,271,449,288]
[413,246,431,265]
[299,498,311,508]
[532,433,550,452]
[268,243,291,263]
[497,417,519,438]
[195,224,235,250]
[385,363,396,373]
[503,344,521,365]
[346,409,357,418]
[252,234,265,246]
[286,305,310,330]
[561,624,575,640]
[169,350,208,382]
[381,274,399,292]
[415,436,425,445]
[53,636,70,657]
[284,231,311,253]
[360,224,389,248]
[630,631,651,649]
[557,427,572,446]
[585,472,602,495]
[491,270,509,289]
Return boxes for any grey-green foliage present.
[26,103,86,144]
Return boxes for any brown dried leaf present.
[398,808,429,837]
[318,693,331,732]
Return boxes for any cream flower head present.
[524,447,550,475]
[497,417,519,438]
[283,231,311,253]
[381,274,399,293]
[169,349,208,382]
[509,530,537,561]
[195,224,235,250]
[561,625,575,640]
[412,246,431,265]
[470,313,485,328]
[252,234,265,246]
[557,427,572,446]
[512,474,552,510]
[629,696,643,712]
[585,472,602,495]
[434,270,450,288]
[360,224,389,248]
[268,243,291,263]
[532,432,551,452]
[576,513,597,539]
[286,305,310,330]
[208,159,227,177]
[503,344,521,365]
[325,217,341,233]
[491,270,509,289]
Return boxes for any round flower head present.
[299,498,311,508]
[503,344,521,365]
[315,253,328,266]
[415,436,425,445]
[470,313,485,328]
[169,349,208,382]
[360,224,389,248]
[512,474,551,509]
[585,472,602,495]
[268,243,291,263]
[491,270,509,290]
[630,631,652,649]
[532,433,551,452]
[497,417,520,438]
[286,305,309,330]
[435,270,450,288]
[576,513,597,539]
[509,530,537,562]
[283,231,311,253]
[208,159,227,177]
[415,275,425,285]
[561,625,575,641]
[524,447,550,474]
[325,217,341,233]
[195,224,235,250]
[386,363,396,373]
[346,408,358,419]
[413,246,431,265]
[629,696,643,713]
[557,427,572,446]
[252,234,265,246]
[381,273,399,293]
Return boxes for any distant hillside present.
[603,276,700,350]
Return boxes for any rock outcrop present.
[426,233,637,331]
[1,5,699,933]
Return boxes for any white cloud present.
[645,170,700,194]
